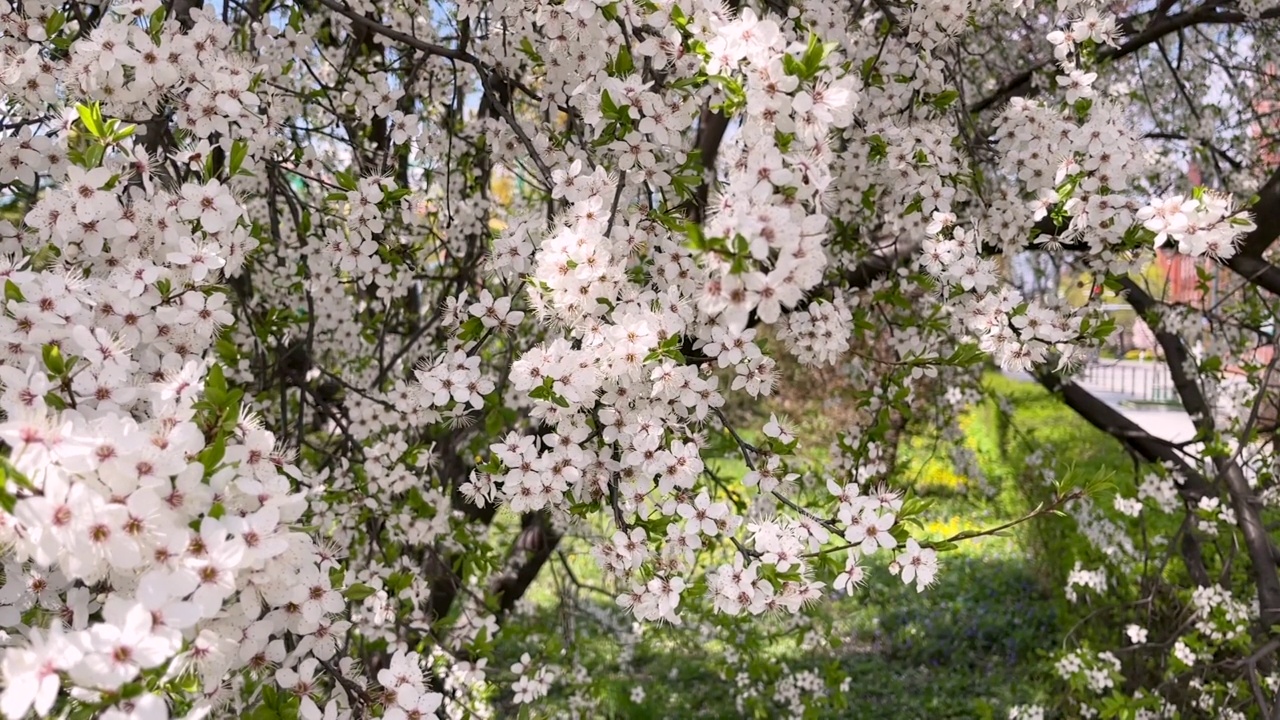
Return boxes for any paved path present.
[1117,407,1197,444]
[1005,369,1196,444]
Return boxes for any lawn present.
[491,372,1138,718]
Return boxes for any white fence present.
[1071,360,1178,404]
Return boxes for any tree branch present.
[970,1,1280,114]
[490,511,563,622]
[1119,276,1280,624]
[1234,163,1280,258]
[1034,369,1214,500]
[312,0,478,63]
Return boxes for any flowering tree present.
[0,0,1279,716]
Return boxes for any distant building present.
[1152,164,1216,308]
[1129,66,1279,369]
[1250,62,1280,167]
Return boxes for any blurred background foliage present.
[478,356,1155,719]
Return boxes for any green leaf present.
[334,169,358,191]
[215,337,241,366]
[75,103,106,138]
[859,55,878,83]
[456,316,485,343]
[384,187,412,204]
[518,36,544,64]
[612,45,633,76]
[529,376,570,408]
[0,458,34,514]
[246,704,280,720]
[199,434,227,473]
[45,10,66,36]
[945,342,986,367]
[205,364,229,407]
[4,280,24,303]
[600,90,620,117]
[149,6,168,38]
[229,139,249,176]
[387,571,412,595]
[0,457,35,493]
[111,124,136,142]
[800,34,829,78]
[344,583,378,601]
[83,144,105,170]
[42,344,65,375]
[929,89,960,111]
[866,136,889,164]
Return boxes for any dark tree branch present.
[1119,277,1280,624]
[840,241,920,289]
[1234,163,1280,258]
[1181,527,1214,587]
[490,511,563,622]
[312,0,479,62]
[691,103,730,225]
[970,1,1280,114]
[1033,369,1213,500]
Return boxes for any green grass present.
[492,373,1142,718]
[828,555,1060,718]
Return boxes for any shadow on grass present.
[833,554,1058,719]
[495,551,1058,719]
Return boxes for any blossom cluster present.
[0,0,1270,714]
[0,3,364,718]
